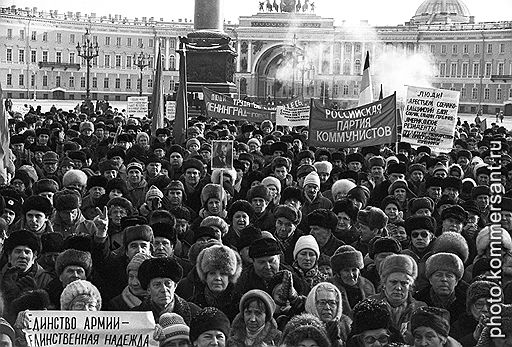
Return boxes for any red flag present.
[151,44,164,135]
[173,39,188,145]
[0,83,10,184]
[358,51,373,106]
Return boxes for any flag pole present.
[173,37,188,145]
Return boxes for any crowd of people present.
[0,103,510,347]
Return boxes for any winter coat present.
[451,313,478,347]
[81,194,102,220]
[320,234,345,257]
[276,229,305,266]
[126,178,148,210]
[52,210,98,238]
[176,269,203,302]
[227,314,282,347]
[132,294,200,324]
[11,219,54,236]
[413,282,469,325]
[44,277,64,309]
[181,178,208,214]
[106,286,145,311]
[252,208,275,234]
[328,275,375,318]
[299,191,333,231]
[292,263,328,293]
[190,283,239,321]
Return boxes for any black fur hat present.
[138,257,183,290]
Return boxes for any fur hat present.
[261,176,281,195]
[86,175,108,191]
[476,226,512,256]
[60,280,101,310]
[189,307,230,343]
[200,184,225,207]
[405,215,436,235]
[431,232,469,263]
[297,150,315,162]
[33,178,59,194]
[62,169,88,189]
[281,186,304,205]
[182,158,205,175]
[228,200,255,221]
[274,205,301,225]
[368,156,386,168]
[346,152,364,165]
[314,161,333,174]
[387,162,407,175]
[5,229,41,255]
[249,237,281,259]
[55,249,93,277]
[357,206,388,230]
[247,184,271,202]
[303,171,320,188]
[442,176,463,191]
[281,315,330,347]
[347,186,370,206]
[408,197,435,215]
[53,190,81,211]
[381,195,401,211]
[332,199,358,221]
[22,195,53,216]
[79,121,94,133]
[425,252,464,280]
[196,245,242,284]
[350,298,391,335]
[237,225,263,250]
[107,196,133,214]
[10,290,51,316]
[369,237,402,259]
[293,235,320,260]
[296,164,316,179]
[440,205,468,223]
[188,239,222,265]
[307,209,338,232]
[331,179,357,199]
[466,280,495,313]
[210,168,237,185]
[411,306,450,338]
[126,252,153,274]
[471,185,490,199]
[408,163,426,175]
[379,254,418,281]
[331,245,364,272]
[425,176,444,189]
[138,257,183,290]
[123,225,154,248]
[388,178,410,195]
[240,290,276,321]
[154,313,190,346]
[200,216,229,237]
[272,156,291,171]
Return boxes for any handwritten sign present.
[308,93,397,148]
[23,311,157,347]
[165,101,176,120]
[276,98,310,127]
[401,86,459,152]
[127,97,148,119]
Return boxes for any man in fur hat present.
[52,190,98,237]
[12,195,54,234]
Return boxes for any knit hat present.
[368,156,386,168]
[189,307,230,343]
[357,206,388,230]
[387,178,409,195]
[293,235,320,260]
[302,171,320,188]
[247,138,261,147]
[60,280,102,310]
[431,232,469,264]
[240,289,276,320]
[249,237,281,259]
[411,306,450,338]
[123,225,154,249]
[274,205,301,224]
[350,298,391,335]
[138,257,183,290]
[314,161,333,174]
[42,151,59,164]
[476,226,512,256]
[379,254,418,281]
[126,161,144,174]
[247,184,271,202]
[408,197,435,215]
[62,169,88,189]
[404,215,436,235]
[331,245,364,272]
[281,321,330,347]
[196,245,242,283]
[369,237,402,259]
[145,185,164,202]
[53,190,81,211]
[154,313,190,346]
[261,176,281,195]
[331,179,357,198]
[440,205,468,223]
[425,253,464,280]
[308,209,338,232]
[86,175,108,191]
[432,163,449,176]
[296,164,316,179]
[227,200,255,221]
[4,229,41,255]
[126,252,153,274]
[55,249,93,277]
[33,178,59,194]
[24,194,54,217]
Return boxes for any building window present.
[345,43,351,53]
[93,56,98,67]
[169,38,175,49]
[43,32,48,42]
[450,63,457,77]
[105,37,110,46]
[70,34,75,44]
[355,43,361,53]
[334,60,341,74]
[18,49,24,63]
[7,29,12,39]
[354,59,361,74]
[462,62,468,77]
[127,56,132,68]
[31,74,35,87]
[6,48,12,62]
[497,88,502,100]
[115,78,120,89]
[104,55,110,68]
[115,55,121,68]
[116,37,121,46]
[31,31,36,41]
[334,83,339,95]
[487,43,492,53]
[55,76,61,87]
[126,78,131,89]
[430,44,435,53]
[69,52,75,64]
[31,50,36,63]
[472,63,479,77]
[19,30,25,40]
[104,78,109,88]
[463,44,468,54]
[148,79,153,88]
[498,62,504,75]
[169,55,175,70]
[56,33,61,43]
[137,78,141,90]
[474,44,480,54]
[138,38,143,48]
[452,45,457,54]
[441,44,446,54]
[343,85,349,95]
[92,36,98,44]
[484,88,490,100]
[81,77,86,88]
[472,87,478,99]
[500,43,505,54]
[69,76,74,88]
[6,74,12,86]
[92,77,97,88]
[148,57,154,69]
[509,88,512,99]
[460,87,466,99]
[439,63,446,77]
[485,62,492,77]
[69,94,74,100]
[149,38,154,48]
[56,52,62,64]
[43,51,48,63]
[353,84,359,96]
[18,74,24,86]
[127,38,132,47]
[43,75,48,87]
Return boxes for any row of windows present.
[433,42,507,55]
[5,74,156,89]
[6,28,177,48]
[459,87,512,100]
[438,61,507,77]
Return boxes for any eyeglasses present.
[316,300,338,308]
[474,301,489,310]
[411,231,428,238]
[362,334,390,344]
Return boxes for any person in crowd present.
[222,200,254,250]
[246,184,275,232]
[189,307,231,347]
[153,312,191,347]
[332,199,359,244]
[301,172,333,220]
[60,279,102,311]
[280,313,331,347]
[12,195,54,234]
[81,175,108,220]
[307,209,343,257]
[351,206,388,256]
[273,205,303,265]
[52,189,97,237]
[291,235,327,291]
[362,236,401,290]
[401,215,437,262]
[409,306,460,347]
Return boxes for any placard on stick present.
[211,140,234,170]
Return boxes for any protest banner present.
[165,101,176,120]
[276,98,310,127]
[211,140,234,169]
[308,93,397,148]
[401,86,459,152]
[22,310,157,347]
[202,87,275,123]
[127,97,148,118]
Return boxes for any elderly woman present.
[192,245,242,321]
[60,280,102,311]
[199,184,228,219]
[223,200,255,250]
[189,307,231,347]
[475,304,512,347]
[410,307,461,347]
[280,313,331,347]
[292,235,327,291]
[227,289,281,347]
[305,282,352,346]
[329,245,375,319]
[368,254,426,342]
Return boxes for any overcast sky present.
[2,0,511,26]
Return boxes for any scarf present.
[121,286,143,309]
[245,324,265,346]
[429,287,456,309]
[292,262,325,289]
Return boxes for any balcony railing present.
[38,61,81,70]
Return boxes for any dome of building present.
[411,0,471,24]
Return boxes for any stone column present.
[165,37,170,70]
[330,43,334,74]
[237,40,241,72]
[247,41,252,73]
[195,0,223,31]
[350,42,355,75]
